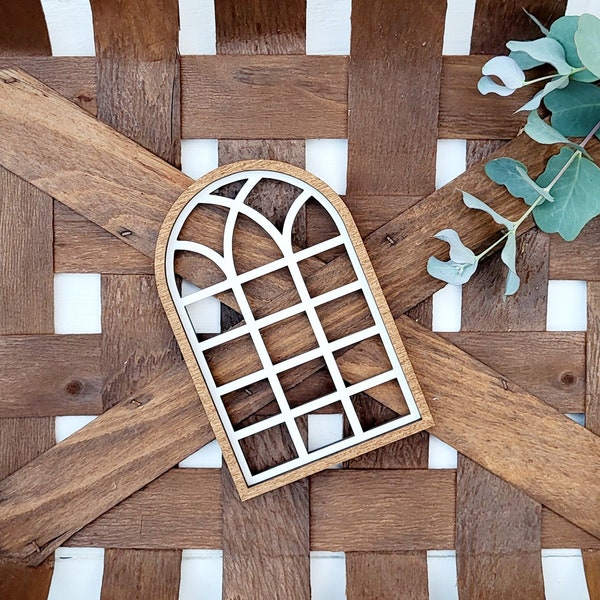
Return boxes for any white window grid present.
[164,169,423,486]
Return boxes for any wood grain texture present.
[346,553,428,600]
[70,469,221,548]
[101,275,180,411]
[346,0,444,199]
[549,218,600,281]
[311,470,456,551]
[441,332,585,412]
[182,55,347,139]
[90,0,180,166]
[0,2,50,56]
[456,456,544,599]
[0,166,53,335]
[584,550,600,600]
[54,202,153,274]
[0,334,103,416]
[101,549,181,600]
[0,560,54,600]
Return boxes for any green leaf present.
[485,158,539,205]
[549,15,599,82]
[545,80,600,137]
[575,14,600,78]
[500,233,521,296]
[427,229,478,286]
[515,166,554,201]
[517,74,569,112]
[506,38,573,75]
[509,50,544,71]
[461,191,515,228]
[534,147,600,240]
[524,110,588,156]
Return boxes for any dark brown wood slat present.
[101,549,181,600]
[441,332,585,413]
[0,334,103,416]
[215,5,311,599]
[0,2,50,56]
[584,550,600,600]
[311,470,456,551]
[89,2,183,594]
[549,219,600,281]
[70,469,221,548]
[0,8,54,595]
[101,275,180,411]
[346,0,444,201]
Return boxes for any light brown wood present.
[101,549,181,600]
[0,334,103,417]
[70,469,221,548]
[311,469,456,551]
[584,550,600,600]
[155,159,432,500]
[550,218,600,281]
[0,560,54,600]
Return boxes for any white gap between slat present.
[54,273,102,335]
[306,0,351,55]
[305,139,349,195]
[178,0,217,55]
[427,550,459,600]
[179,550,223,600]
[40,0,95,56]
[311,551,347,600]
[443,0,476,55]
[566,0,600,17]
[47,547,105,600]
[542,549,591,600]
[546,280,587,331]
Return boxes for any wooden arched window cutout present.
[156,160,432,499]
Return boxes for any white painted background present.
[38,0,599,598]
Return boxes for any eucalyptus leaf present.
[575,14,600,78]
[485,158,539,205]
[534,147,600,240]
[524,110,584,150]
[545,80,600,136]
[549,15,599,82]
[433,229,476,264]
[500,233,521,296]
[509,50,544,71]
[461,191,515,228]
[515,166,554,201]
[517,74,569,112]
[506,38,573,75]
[427,256,479,287]
[478,76,518,96]
[481,56,525,88]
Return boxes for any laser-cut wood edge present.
[155,159,433,500]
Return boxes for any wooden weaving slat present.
[88,1,183,592]
[549,219,600,281]
[215,3,311,597]
[0,334,103,417]
[100,549,182,600]
[345,2,443,595]
[0,3,55,596]
[3,69,600,560]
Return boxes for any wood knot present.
[559,371,576,387]
[65,380,84,395]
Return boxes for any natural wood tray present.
[0,1,599,598]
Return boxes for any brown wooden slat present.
[101,549,181,600]
[543,509,600,550]
[54,202,153,274]
[0,2,50,56]
[346,0,443,201]
[215,5,311,599]
[0,334,102,417]
[0,167,53,335]
[311,470,456,551]
[101,275,180,411]
[456,456,544,599]
[0,11,54,594]
[70,469,221,548]
[584,550,600,600]
[346,553,429,600]
[182,55,348,139]
[441,332,585,413]
[549,219,600,281]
